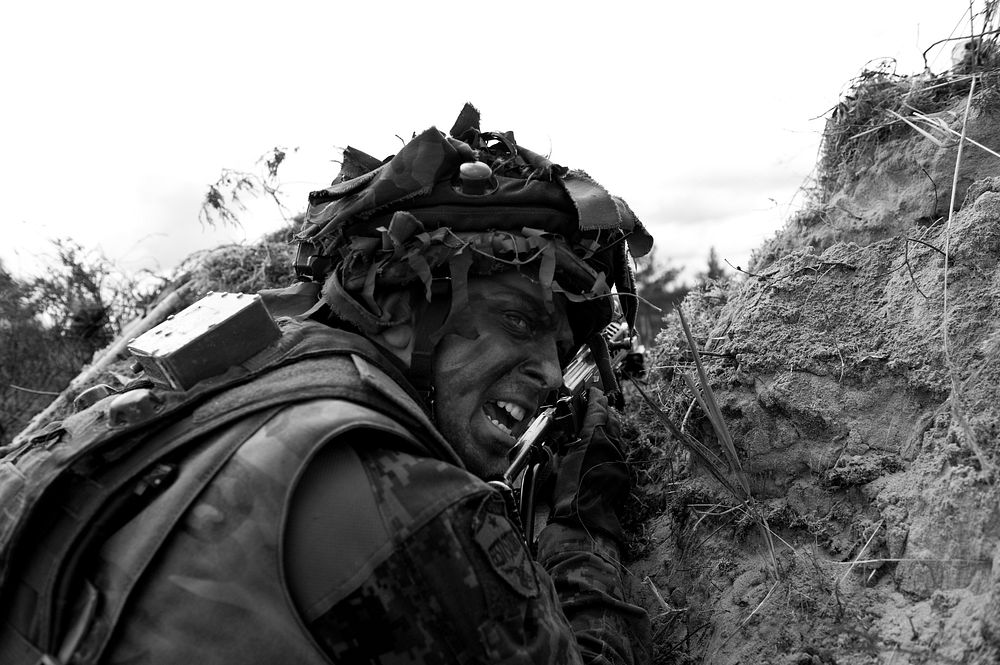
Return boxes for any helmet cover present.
[295,104,653,348]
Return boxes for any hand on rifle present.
[548,386,630,544]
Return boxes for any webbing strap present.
[408,279,451,394]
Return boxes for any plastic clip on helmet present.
[293,104,654,397]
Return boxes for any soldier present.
[1,107,653,664]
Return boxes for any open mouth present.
[482,400,528,439]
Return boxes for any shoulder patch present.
[472,494,538,599]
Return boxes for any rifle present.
[500,320,643,549]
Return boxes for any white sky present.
[0,1,975,283]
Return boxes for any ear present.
[369,290,415,365]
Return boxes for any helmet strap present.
[409,278,452,404]
[589,332,623,410]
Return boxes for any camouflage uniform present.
[41,108,654,664]
[88,321,648,664]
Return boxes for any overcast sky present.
[1,1,973,284]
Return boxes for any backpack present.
[0,309,442,665]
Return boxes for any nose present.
[518,333,564,392]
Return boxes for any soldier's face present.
[432,271,573,480]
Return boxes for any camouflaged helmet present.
[293,104,653,370]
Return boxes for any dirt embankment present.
[629,76,1000,664]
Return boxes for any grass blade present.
[886,109,947,147]
[676,308,749,494]
[674,306,778,575]
[630,379,741,499]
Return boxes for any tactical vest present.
[0,318,459,665]
[99,398,434,665]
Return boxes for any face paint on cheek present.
[434,354,470,376]
[432,332,484,375]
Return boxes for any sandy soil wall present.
[630,92,1000,664]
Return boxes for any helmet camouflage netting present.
[294,104,653,346]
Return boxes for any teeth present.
[496,400,526,422]
[488,417,512,436]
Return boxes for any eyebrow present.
[485,290,545,319]
[495,297,575,344]
[475,280,573,341]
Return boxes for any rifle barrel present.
[503,407,555,485]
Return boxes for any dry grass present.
[178,237,298,297]
[817,48,1000,200]
[629,304,778,578]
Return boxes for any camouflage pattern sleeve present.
[303,446,584,663]
[536,523,652,665]
[306,493,580,662]
[295,444,649,664]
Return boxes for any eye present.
[503,312,532,335]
